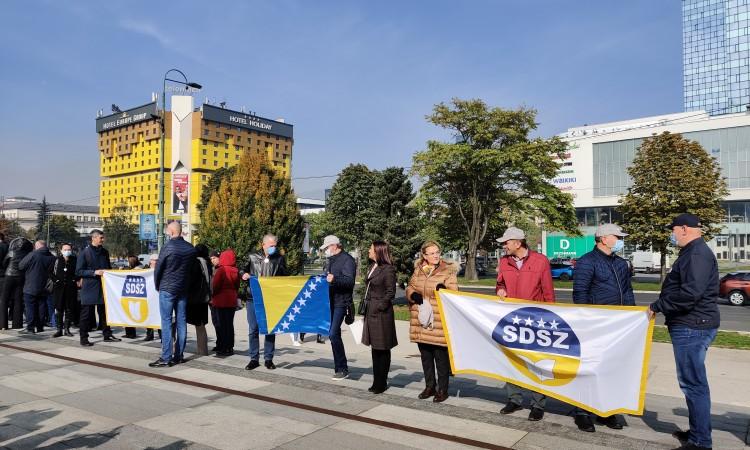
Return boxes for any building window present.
[214,151,218,157]
[202,149,206,155]
[202,159,207,164]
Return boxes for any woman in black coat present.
[50,243,78,337]
[362,240,398,394]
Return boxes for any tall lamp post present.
[157,69,201,251]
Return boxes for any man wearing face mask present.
[571,223,634,432]
[496,227,554,421]
[241,233,288,370]
[649,213,719,450]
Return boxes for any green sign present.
[546,235,595,259]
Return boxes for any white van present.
[631,251,669,273]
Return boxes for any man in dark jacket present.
[240,233,288,371]
[572,223,634,432]
[76,229,121,346]
[649,214,720,450]
[319,235,356,380]
[18,240,56,334]
[0,237,32,329]
[0,233,7,313]
[50,243,78,338]
[150,221,196,367]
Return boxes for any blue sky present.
[0,1,682,203]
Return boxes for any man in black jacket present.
[18,240,56,334]
[241,233,287,371]
[77,229,121,346]
[649,213,720,450]
[320,235,356,380]
[150,221,196,367]
[0,237,32,329]
[0,233,7,313]
[572,223,634,432]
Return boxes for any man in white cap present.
[320,235,357,380]
[572,223,634,432]
[496,226,554,421]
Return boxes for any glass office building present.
[683,0,750,114]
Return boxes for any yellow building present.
[96,97,293,240]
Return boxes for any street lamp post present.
[157,69,202,251]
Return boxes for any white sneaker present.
[293,341,301,347]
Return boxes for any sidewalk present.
[0,314,748,449]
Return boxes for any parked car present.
[550,262,574,281]
[719,272,750,306]
[458,260,487,277]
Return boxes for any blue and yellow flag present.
[249,275,331,335]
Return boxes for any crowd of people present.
[0,211,719,450]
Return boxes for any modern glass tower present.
[683,0,750,114]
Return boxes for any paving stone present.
[45,346,121,362]
[132,378,219,399]
[249,382,381,415]
[328,419,477,450]
[0,367,119,398]
[58,424,216,450]
[8,352,74,367]
[168,367,272,392]
[276,426,416,450]
[0,385,41,408]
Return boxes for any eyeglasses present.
[424,251,441,257]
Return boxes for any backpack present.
[188,257,210,305]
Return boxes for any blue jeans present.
[47,295,56,327]
[669,326,717,448]
[23,293,46,331]
[159,291,187,362]
[329,304,348,372]
[246,298,275,362]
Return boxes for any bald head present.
[166,221,182,239]
[34,240,46,250]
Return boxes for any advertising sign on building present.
[139,213,156,241]
[172,174,189,215]
[546,235,595,259]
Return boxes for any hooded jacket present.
[211,250,240,308]
[405,259,459,346]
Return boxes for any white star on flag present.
[524,317,534,326]
[303,290,312,299]
[315,276,323,283]
[281,321,290,330]
[292,305,301,314]
[286,312,295,322]
[512,315,521,325]
[298,298,307,307]
[308,282,317,291]
[549,319,559,329]
[536,318,546,328]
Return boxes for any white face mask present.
[324,248,332,258]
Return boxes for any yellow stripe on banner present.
[257,276,311,331]
[435,289,655,417]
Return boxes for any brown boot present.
[418,387,435,399]
[433,390,448,403]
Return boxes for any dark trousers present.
[418,343,450,392]
[54,286,77,327]
[215,307,236,352]
[329,304,348,372]
[0,276,24,329]
[23,293,47,331]
[371,348,391,390]
[80,304,112,341]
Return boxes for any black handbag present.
[345,302,355,324]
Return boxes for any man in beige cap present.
[572,222,634,432]
[496,226,554,421]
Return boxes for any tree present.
[48,215,80,247]
[412,98,578,280]
[103,205,140,258]
[200,151,304,274]
[197,166,236,214]
[327,165,423,283]
[0,217,25,240]
[35,196,50,240]
[303,211,337,253]
[618,132,728,281]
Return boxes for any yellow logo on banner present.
[121,275,149,324]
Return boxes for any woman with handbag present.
[188,244,212,356]
[405,241,459,403]
[362,240,398,394]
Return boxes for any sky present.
[0,0,682,204]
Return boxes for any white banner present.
[437,290,654,416]
[102,269,161,328]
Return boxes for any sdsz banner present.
[437,290,654,416]
[102,269,161,328]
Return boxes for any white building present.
[551,110,750,261]
[296,198,325,216]
[0,196,103,237]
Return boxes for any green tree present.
[103,205,140,258]
[327,164,379,250]
[618,132,728,281]
[35,196,50,240]
[0,217,25,240]
[412,98,578,280]
[197,166,237,215]
[48,215,80,247]
[200,152,304,274]
[303,211,337,253]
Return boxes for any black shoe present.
[216,350,233,357]
[123,334,137,339]
[418,387,435,399]
[528,407,544,421]
[80,340,94,347]
[432,390,448,403]
[245,360,260,370]
[171,357,186,365]
[316,335,325,344]
[265,360,276,370]
[143,334,154,342]
[575,414,596,432]
[671,444,711,450]
[103,336,122,342]
[368,386,376,393]
[149,359,174,368]
[52,330,63,338]
[672,430,690,443]
[64,329,74,337]
[211,346,218,352]
[500,402,523,415]
[18,329,36,335]
[371,385,388,395]
[597,415,623,430]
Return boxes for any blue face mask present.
[267,246,277,256]
[611,239,624,253]
[670,233,678,247]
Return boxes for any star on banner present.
[536,318,546,328]
[292,305,301,314]
[524,317,534,327]
[281,321,290,330]
[303,290,312,299]
[549,319,559,330]
[512,315,521,325]
[308,282,317,291]
[315,276,323,283]
[286,312,296,322]
[298,298,307,307]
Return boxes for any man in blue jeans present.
[149,221,196,368]
[649,213,720,450]
[241,233,288,371]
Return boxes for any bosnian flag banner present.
[437,290,654,416]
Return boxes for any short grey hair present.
[262,234,278,244]
[90,229,104,237]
